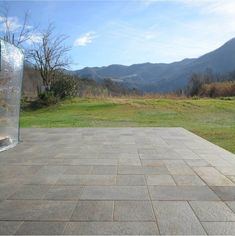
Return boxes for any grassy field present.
[20,97,235,153]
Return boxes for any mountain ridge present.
[73,38,235,93]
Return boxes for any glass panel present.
[0,39,24,152]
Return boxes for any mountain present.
[73,38,235,93]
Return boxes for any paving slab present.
[15,221,66,235]
[189,201,235,221]
[8,184,51,200]
[193,167,235,186]
[146,174,176,185]
[43,185,84,200]
[185,159,210,167]
[56,174,116,185]
[81,186,150,200]
[116,174,146,185]
[64,165,93,175]
[91,165,117,174]
[173,175,206,186]
[0,221,23,235]
[153,201,206,235]
[0,200,77,221]
[149,186,219,200]
[202,222,235,235]
[71,200,114,221]
[0,183,22,200]
[64,222,159,235]
[211,187,235,200]
[225,201,235,212]
[1,127,235,235]
[164,160,196,175]
[114,200,155,221]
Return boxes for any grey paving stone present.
[174,148,201,159]
[211,187,235,200]
[44,186,84,200]
[225,201,235,212]
[194,167,235,186]
[118,166,169,175]
[0,200,76,220]
[205,158,231,167]
[118,157,141,166]
[215,166,235,175]
[164,160,196,175]
[138,148,160,155]
[115,153,139,159]
[0,221,23,235]
[0,166,33,179]
[35,166,66,175]
[146,175,176,186]
[153,201,206,235]
[8,184,51,200]
[49,158,80,165]
[71,200,114,221]
[64,165,92,175]
[0,183,22,200]
[141,160,165,167]
[190,201,235,221]
[228,175,235,183]
[71,158,118,166]
[2,127,235,234]
[173,175,206,186]
[118,166,144,174]
[116,175,146,186]
[81,186,150,200]
[185,159,210,167]
[27,174,62,185]
[56,175,116,185]
[15,221,66,235]
[149,186,219,200]
[144,166,170,174]
[202,222,235,235]
[114,200,155,221]
[91,165,117,174]
[64,222,159,235]
[139,151,182,160]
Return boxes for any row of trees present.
[185,69,235,97]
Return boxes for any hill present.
[74,38,235,93]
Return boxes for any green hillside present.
[20,97,235,153]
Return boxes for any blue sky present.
[1,0,235,69]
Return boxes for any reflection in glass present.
[0,39,24,152]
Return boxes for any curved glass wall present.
[0,39,24,152]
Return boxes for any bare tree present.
[0,4,35,47]
[30,24,71,90]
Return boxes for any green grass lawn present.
[20,97,235,153]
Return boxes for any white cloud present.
[25,33,42,45]
[0,15,22,32]
[74,32,96,46]
[137,0,235,17]
[179,0,235,16]
[205,1,235,15]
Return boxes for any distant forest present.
[23,65,140,100]
[23,65,235,101]
[185,69,235,97]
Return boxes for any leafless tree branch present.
[30,24,71,89]
[0,3,37,48]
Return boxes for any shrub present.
[51,74,79,99]
[200,81,235,97]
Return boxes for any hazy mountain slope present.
[74,38,235,93]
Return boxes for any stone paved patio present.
[1,128,235,235]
